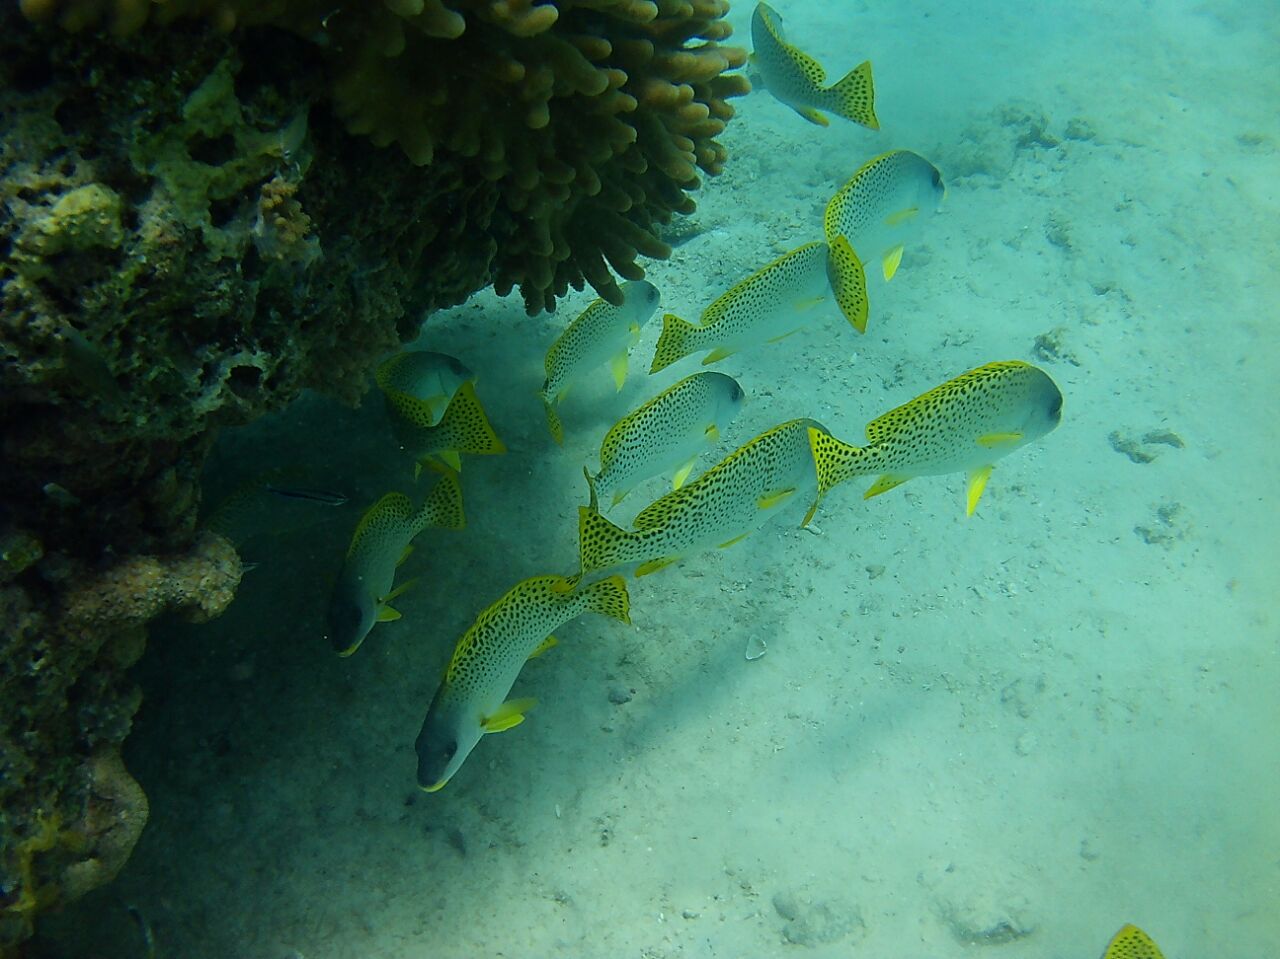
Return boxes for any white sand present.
[42,1,1278,957]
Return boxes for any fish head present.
[324,587,375,657]
[726,376,747,409]
[622,280,661,325]
[440,352,473,383]
[707,371,747,418]
[927,160,947,206]
[415,684,482,793]
[1018,365,1064,440]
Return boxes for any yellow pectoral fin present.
[636,557,677,577]
[766,328,802,343]
[883,208,919,227]
[482,697,537,733]
[796,106,831,127]
[966,465,993,516]
[801,494,823,529]
[791,296,826,312]
[381,577,418,604]
[718,532,750,549]
[757,487,796,509]
[702,347,735,364]
[864,474,909,499]
[609,352,629,392]
[528,635,558,660]
[397,544,414,566]
[704,423,720,442]
[977,431,1023,449]
[376,605,402,622]
[881,244,905,281]
[672,457,697,490]
[610,489,628,508]
[438,450,463,472]
[825,235,869,334]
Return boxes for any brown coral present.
[17,0,751,312]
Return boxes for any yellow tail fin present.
[826,59,878,130]
[416,466,466,531]
[579,574,631,625]
[1102,924,1164,959]
[826,235,869,334]
[649,313,700,374]
[803,427,875,501]
[577,506,641,578]
[423,381,505,457]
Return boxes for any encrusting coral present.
[1,0,747,950]
[0,533,238,950]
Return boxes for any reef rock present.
[0,0,746,950]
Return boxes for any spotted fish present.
[540,279,660,445]
[324,471,465,657]
[823,150,946,332]
[375,350,473,427]
[379,379,505,472]
[593,371,746,508]
[574,418,830,581]
[650,243,837,374]
[415,574,631,792]
[750,2,878,130]
[1102,924,1164,959]
[806,361,1062,520]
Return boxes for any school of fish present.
[290,3,1067,800]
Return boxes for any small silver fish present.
[264,485,348,507]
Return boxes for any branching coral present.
[17,0,751,312]
[316,0,749,311]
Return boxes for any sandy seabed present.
[40,1,1278,957]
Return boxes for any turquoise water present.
[39,1,1278,956]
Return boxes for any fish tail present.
[825,235,869,334]
[414,465,466,532]
[825,60,878,130]
[577,574,632,625]
[805,426,871,525]
[649,313,699,374]
[541,391,564,446]
[431,381,506,455]
[577,505,643,578]
[1102,924,1164,959]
